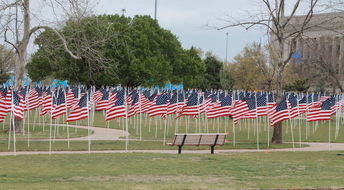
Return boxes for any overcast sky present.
[97,0,268,61]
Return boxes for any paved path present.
[49,124,129,141]
[22,123,129,141]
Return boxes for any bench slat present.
[184,135,202,145]
[170,133,227,146]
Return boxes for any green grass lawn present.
[0,111,343,152]
[1,140,306,152]
[0,152,343,189]
[0,123,89,140]
[69,111,344,144]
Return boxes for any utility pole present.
[154,0,157,20]
[225,32,229,63]
[121,8,126,16]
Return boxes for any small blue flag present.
[178,83,183,90]
[292,49,302,61]
[61,80,68,88]
[166,82,171,90]
[24,77,31,87]
[36,81,41,87]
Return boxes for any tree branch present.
[4,28,18,54]
[30,25,81,59]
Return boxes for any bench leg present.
[211,146,215,154]
[178,146,182,154]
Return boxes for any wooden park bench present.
[168,133,227,154]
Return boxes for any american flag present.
[167,92,178,115]
[0,88,7,122]
[18,87,28,111]
[198,94,212,114]
[51,88,67,119]
[67,93,89,122]
[320,93,330,102]
[141,90,156,113]
[256,93,268,116]
[174,91,186,117]
[329,96,337,115]
[307,97,332,122]
[12,91,25,120]
[93,89,104,103]
[148,93,169,118]
[179,92,200,117]
[27,87,43,110]
[298,95,307,114]
[127,90,141,118]
[205,94,220,119]
[242,95,257,119]
[206,94,232,119]
[96,90,109,111]
[40,87,53,116]
[267,92,275,108]
[269,99,290,126]
[231,96,250,124]
[288,94,300,119]
[0,88,11,121]
[66,87,75,109]
[106,90,126,120]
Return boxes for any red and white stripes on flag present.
[307,97,333,122]
[27,87,42,110]
[268,100,290,126]
[12,91,25,120]
[51,89,67,119]
[66,88,75,109]
[106,91,126,121]
[96,90,109,111]
[206,101,232,119]
[231,100,250,124]
[67,94,89,122]
[0,89,11,121]
[127,91,141,118]
[40,92,52,116]
[147,93,169,118]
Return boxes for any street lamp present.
[154,0,157,20]
[225,32,229,63]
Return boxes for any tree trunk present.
[11,50,26,133]
[271,122,283,144]
[10,117,25,133]
[11,0,31,133]
[271,69,284,144]
[271,37,285,144]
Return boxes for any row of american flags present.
[0,85,342,126]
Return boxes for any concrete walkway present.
[48,123,129,141]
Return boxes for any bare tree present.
[0,44,15,83]
[218,0,323,144]
[0,0,98,131]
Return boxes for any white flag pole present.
[329,120,331,151]
[12,91,16,155]
[125,88,129,152]
[87,89,91,153]
[8,101,12,150]
[139,89,142,141]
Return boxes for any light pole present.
[225,32,229,63]
[154,0,157,20]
